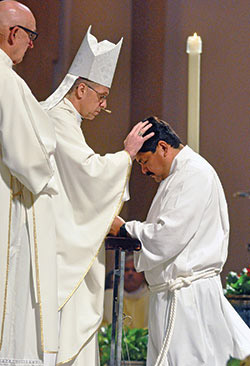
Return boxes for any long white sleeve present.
[0,53,57,195]
[126,167,212,269]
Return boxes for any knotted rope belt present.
[148,268,220,366]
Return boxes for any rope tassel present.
[154,291,177,366]
[149,269,219,366]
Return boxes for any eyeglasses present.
[86,84,108,103]
[9,25,39,41]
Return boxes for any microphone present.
[102,108,112,114]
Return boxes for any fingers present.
[116,215,125,224]
[123,120,154,160]
[142,131,154,141]
[109,216,125,236]
[129,120,154,138]
[139,120,152,135]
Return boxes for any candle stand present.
[105,236,141,366]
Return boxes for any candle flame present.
[193,32,198,37]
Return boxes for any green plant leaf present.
[98,325,148,363]
[227,356,241,365]
[225,267,250,295]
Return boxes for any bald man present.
[0,2,59,365]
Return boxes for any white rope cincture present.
[154,290,177,366]
[149,269,219,366]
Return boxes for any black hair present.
[139,116,182,153]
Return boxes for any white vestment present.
[0,49,59,365]
[125,146,250,366]
[47,99,131,365]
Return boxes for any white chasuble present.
[47,99,131,364]
[125,146,250,366]
[0,49,59,365]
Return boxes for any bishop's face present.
[79,82,109,120]
[136,142,170,183]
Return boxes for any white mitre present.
[41,25,123,110]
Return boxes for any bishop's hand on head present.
[124,120,154,160]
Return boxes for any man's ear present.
[75,83,87,99]
[8,27,18,45]
[157,140,169,156]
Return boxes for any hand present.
[109,216,125,236]
[124,121,154,160]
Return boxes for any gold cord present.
[30,192,44,352]
[0,175,13,349]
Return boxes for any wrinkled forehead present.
[136,151,153,163]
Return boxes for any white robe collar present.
[157,145,194,195]
[168,145,194,176]
[62,97,83,126]
[0,48,13,68]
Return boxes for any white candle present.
[186,33,202,153]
